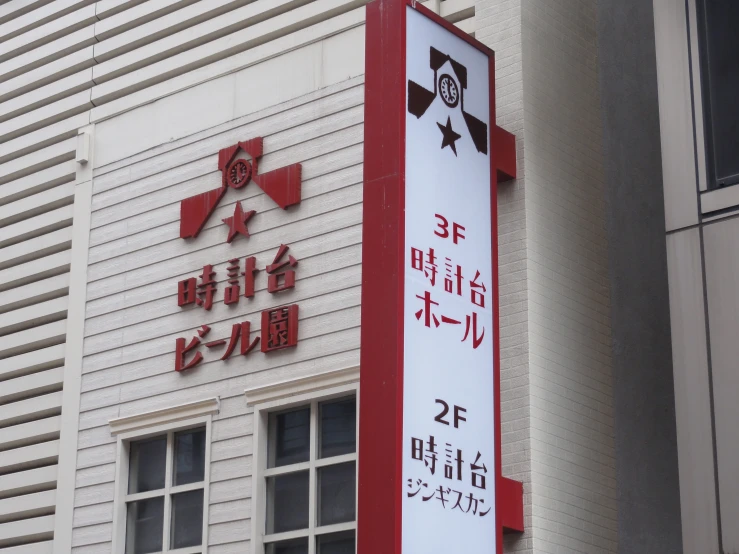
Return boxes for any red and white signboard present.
[358,1,520,553]
[403,6,497,551]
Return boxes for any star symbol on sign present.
[437,116,462,156]
[222,201,256,243]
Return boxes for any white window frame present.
[109,398,220,554]
[246,366,360,554]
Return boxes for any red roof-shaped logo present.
[179,137,302,240]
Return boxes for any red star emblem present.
[222,202,256,243]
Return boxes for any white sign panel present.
[402,6,497,552]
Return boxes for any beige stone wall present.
[477,0,617,552]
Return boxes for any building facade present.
[0,0,734,553]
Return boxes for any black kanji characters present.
[451,490,467,512]
[406,478,428,498]
[470,451,488,490]
[464,492,490,516]
[444,444,463,481]
[422,485,451,508]
[411,435,438,475]
[406,476,490,517]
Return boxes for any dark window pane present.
[698,1,739,187]
[128,436,166,494]
[269,407,310,467]
[174,427,206,486]
[267,470,309,533]
[266,537,308,554]
[170,489,204,549]
[319,398,356,459]
[125,497,164,554]
[317,531,355,554]
[318,462,356,526]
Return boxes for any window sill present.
[244,366,359,407]
[109,397,220,436]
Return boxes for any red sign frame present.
[357,1,521,553]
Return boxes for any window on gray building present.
[696,1,739,189]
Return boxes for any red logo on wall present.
[174,138,303,373]
[179,137,302,240]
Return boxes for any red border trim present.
[357,1,406,553]
[500,477,525,533]
[488,52,504,554]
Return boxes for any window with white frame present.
[110,399,217,554]
[123,426,207,554]
[260,395,357,554]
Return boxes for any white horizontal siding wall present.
[0,0,94,551]
[0,2,88,552]
[76,75,365,553]
[0,34,74,550]
[476,0,617,553]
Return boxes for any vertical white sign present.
[402,6,497,553]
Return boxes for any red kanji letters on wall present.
[261,304,299,352]
[174,247,303,372]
